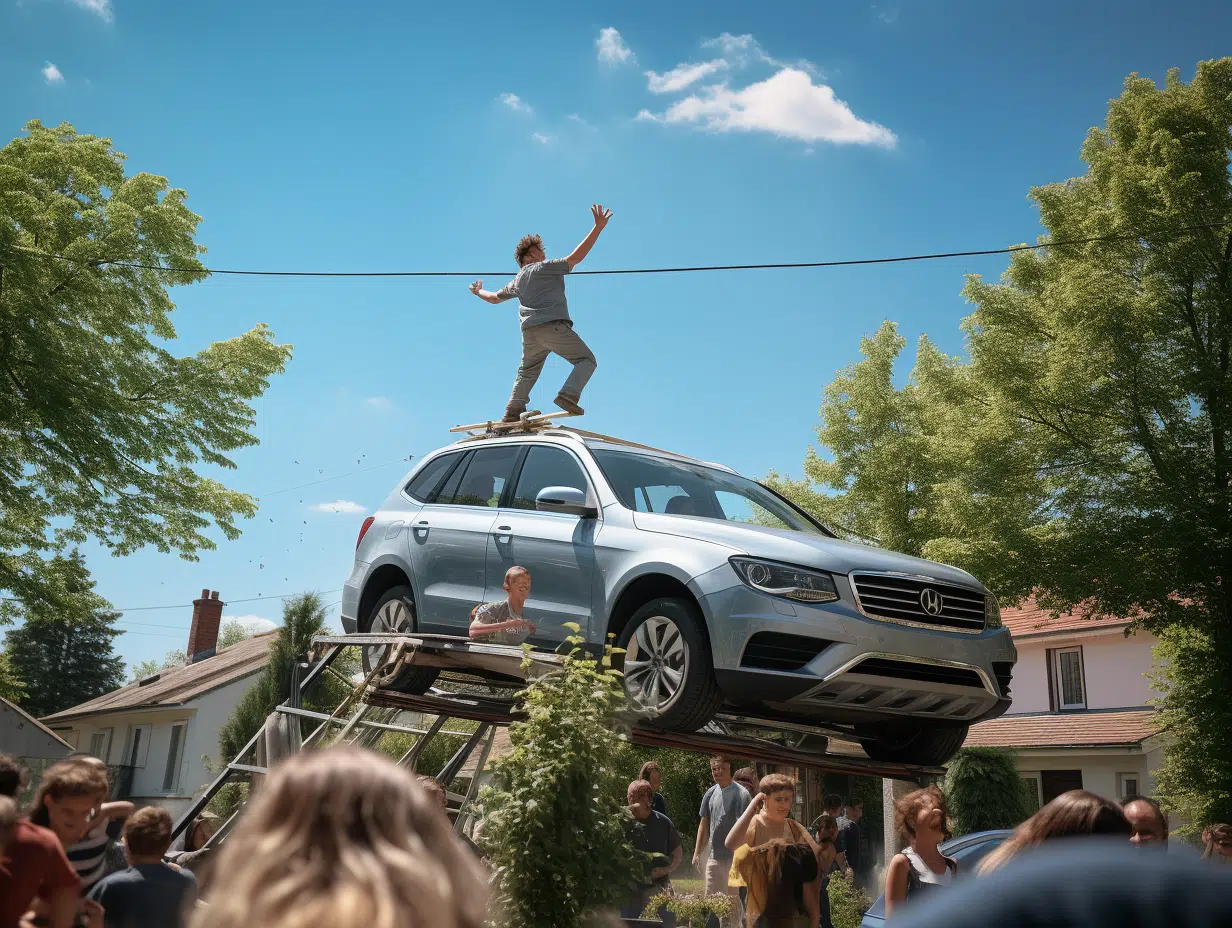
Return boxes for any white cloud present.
[646,59,727,94]
[640,67,896,147]
[365,396,392,409]
[42,62,64,84]
[532,132,551,144]
[312,500,367,514]
[596,27,634,66]
[69,0,112,22]
[222,615,278,634]
[702,32,819,76]
[500,92,532,113]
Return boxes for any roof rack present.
[456,423,720,467]
[170,634,942,856]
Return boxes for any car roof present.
[451,425,737,473]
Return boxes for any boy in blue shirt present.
[88,806,197,928]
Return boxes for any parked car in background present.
[341,428,1016,765]
[858,830,1012,926]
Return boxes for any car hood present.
[630,512,986,591]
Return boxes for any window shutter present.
[1046,648,1057,711]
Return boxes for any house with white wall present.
[42,590,274,819]
[964,600,1161,808]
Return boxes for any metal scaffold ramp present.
[170,632,944,853]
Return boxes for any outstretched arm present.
[565,204,613,269]
[469,280,506,304]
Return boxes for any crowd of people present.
[2,745,1230,928]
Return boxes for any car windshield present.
[591,449,827,536]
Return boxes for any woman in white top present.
[884,785,956,919]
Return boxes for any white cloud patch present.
[312,500,367,514]
[532,132,551,144]
[596,27,634,66]
[222,615,278,634]
[69,0,113,22]
[639,67,896,147]
[366,396,393,409]
[42,62,64,84]
[500,92,532,113]
[646,59,727,94]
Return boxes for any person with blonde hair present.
[1200,822,1232,863]
[978,789,1130,874]
[191,745,488,928]
[884,786,956,918]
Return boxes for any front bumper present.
[693,565,1016,726]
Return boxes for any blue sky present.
[4,0,1231,669]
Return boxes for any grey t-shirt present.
[496,258,572,329]
[87,863,198,928]
[699,781,751,862]
[471,600,531,645]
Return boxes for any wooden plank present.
[449,411,579,435]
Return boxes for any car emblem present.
[919,588,944,616]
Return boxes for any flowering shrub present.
[641,890,733,928]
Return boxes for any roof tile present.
[1000,597,1131,639]
[42,632,275,723]
[964,709,1157,749]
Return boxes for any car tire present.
[617,597,723,733]
[361,585,439,694]
[858,719,969,766]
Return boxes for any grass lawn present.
[671,878,704,894]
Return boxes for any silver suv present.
[341,428,1015,765]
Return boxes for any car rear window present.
[404,453,462,502]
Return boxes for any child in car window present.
[469,566,536,644]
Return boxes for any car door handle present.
[412,521,429,533]
[492,525,512,539]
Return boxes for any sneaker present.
[553,394,584,416]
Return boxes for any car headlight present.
[985,594,1002,628]
[730,557,839,604]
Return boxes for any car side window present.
[442,446,520,508]
[404,453,461,502]
[511,447,589,511]
[432,451,473,504]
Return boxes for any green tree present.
[777,60,1232,829]
[216,593,354,763]
[2,551,125,716]
[0,650,26,703]
[128,648,188,683]
[217,618,261,651]
[477,629,642,928]
[944,748,1034,836]
[0,120,291,630]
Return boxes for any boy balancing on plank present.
[470,204,612,422]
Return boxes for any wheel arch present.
[358,562,413,630]
[605,570,710,647]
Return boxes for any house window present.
[1020,774,1043,812]
[1049,646,1086,710]
[1118,773,1141,801]
[1041,769,1084,804]
[162,724,187,792]
[87,728,113,763]
[125,725,152,768]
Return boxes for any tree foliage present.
[2,550,125,716]
[944,748,1034,836]
[217,618,259,651]
[128,648,189,683]
[612,743,714,850]
[0,120,291,625]
[775,60,1232,827]
[216,593,354,763]
[477,629,642,928]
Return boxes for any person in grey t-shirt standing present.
[469,204,612,422]
[692,755,750,928]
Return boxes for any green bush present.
[827,875,872,928]
[642,891,732,928]
[943,747,1034,835]
[477,629,643,928]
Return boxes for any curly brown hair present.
[514,234,543,266]
[27,759,109,827]
[894,785,951,845]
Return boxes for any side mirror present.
[535,486,597,518]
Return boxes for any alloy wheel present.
[363,597,414,677]
[624,614,690,713]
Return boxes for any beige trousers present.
[507,321,597,410]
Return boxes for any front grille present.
[850,573,987,633]
[741,632,832,671]
[850,657,985,689]
[993,661,1014,697]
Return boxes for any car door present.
[486,444,597,645]
[407,444,520,633]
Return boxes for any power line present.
[15,221,1232,279]
[258,457,412,498]
[107,589,343,615]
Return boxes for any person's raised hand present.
[751,792,767,811]
[469,280,484,295]
[591,204,613,229]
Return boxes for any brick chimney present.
[187,589,224,663]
